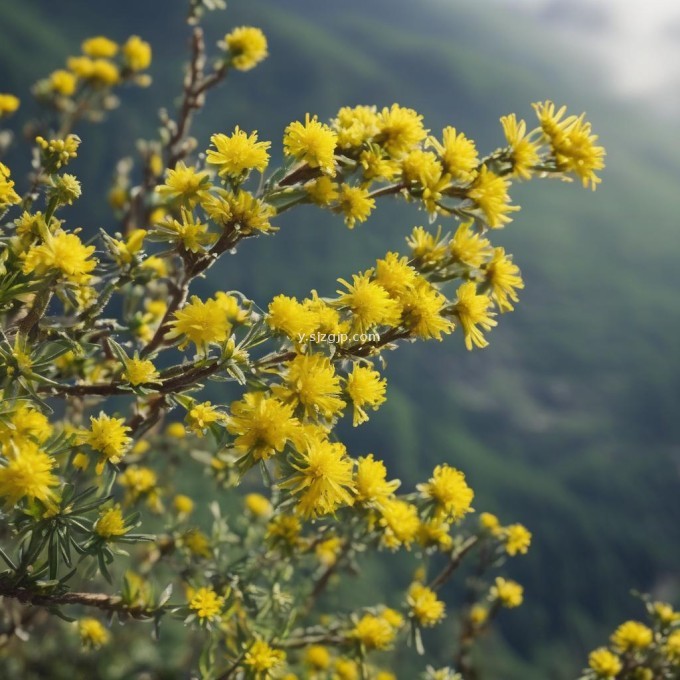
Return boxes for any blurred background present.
[1,0,679,677]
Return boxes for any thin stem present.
[428,536,479,591]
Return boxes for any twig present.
[428,536,479,591]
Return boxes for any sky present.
[504,0,680,112]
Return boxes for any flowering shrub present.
[0,2,634,679]
[579,598,680,680]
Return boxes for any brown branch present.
[40,357,223,399]
[428,536,479,591]
[0,584,163,619]
[303,542,351,615]
[139,275,190,357]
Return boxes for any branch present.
[0,584,164,619]
[428,536,479,591]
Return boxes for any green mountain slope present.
[1,1,679,678]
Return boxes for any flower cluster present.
[580,599,680,679]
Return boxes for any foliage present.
[1,3,667,680]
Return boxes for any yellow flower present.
[305,644,331,670]
[0,442,60,508]
[49,70,77,96]
[186,401,227,436]
[533,101,577,148]
[206,127,271,178]
[485,247,524,312]
[167,295,232,353]
[72,452,90,471]
[500,114,541,180]
[245,493,273,518]
[665,629,680,661]
[122,354,159,386]
[1,164,21,212]
[315,536,343,567]
[189,587,225,622]
[155,208,217,253]
[479,512,502,536]
[359,147,401,183]
[156,162,211,206]
[243,639,286,678]
[140,255,167,277]
[381,608,404,629]
[449,221,492,269]
[202,189,276,233]
[0,94,20,117]
[22,230,97,285]
[82,36,118,58]
[469,604,488,627]
[67,56,96,78]
[610,621,653,652]
[95,504,129,538]
[428,126,478,182]
[131,440,150,457]
[652,601,679,624]
[533,101,605,190]
[166,422,186,439]
[588,647,622,678]
[354,454,400,505]
[452,281,497,350]
[274,353,345,419]
[336,272,401,333]
[78,618,110,649]
[305,176,340,206]
[351,614,395,650]
[504,523,532,556]
[407,582,446,627]
[266,514,301,545]
[266,294,318,340]
[399,278,453,341]
[227,392,299,460]
[282,439,355,518]
[416,517,453,551]
[173,494,194,515]
[122,35,152,71]
[89,59,120,86]
[334,658,360,680]
[333,104,380,149]
[418,464,474,521]
[490,577,523,608]
[184,529,211,557]
[401,149,442,186]
[379,498,420,549]
[406,225,448,266]
[466,165,519,228]
[87,413,131,465]
[374,252,418,298]
[558,117,606,190]
[345,365,387,426]
[0,403,52,448]
[224,27,268,71]
[304,293,350,336]
[336,184,375,228]
[49,173,82,205]
[108,228,146,265]
[376,104,427,157]
[214,292,249,324]
[284,114,338,175]
[118,465,157,504]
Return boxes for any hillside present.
[1,1,679,678]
